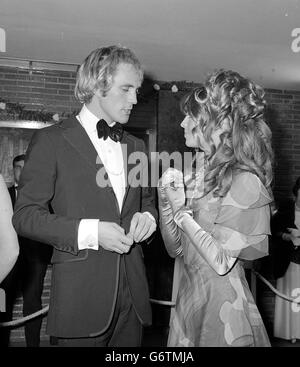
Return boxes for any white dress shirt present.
[77,105,125,250]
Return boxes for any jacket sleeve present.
[126,137,157,245]
[139,139,158,222]
[12,129,80,255]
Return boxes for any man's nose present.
[129,91,137,104]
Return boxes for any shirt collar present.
[78,105,116,133]
[78,105,99,133]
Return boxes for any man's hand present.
[98,222,133,254]
[128,212,156,243]
[286,228,300,247]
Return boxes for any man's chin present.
[118,117,130,125]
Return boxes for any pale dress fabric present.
[165,172,272,347]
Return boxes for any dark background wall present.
[0,65,300,340]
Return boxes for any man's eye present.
[122,87,130,92]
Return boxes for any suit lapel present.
[61,117,100,173]
[61,120,140,215]
[60,117,119,205]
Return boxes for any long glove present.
[162,168,186,213]
[174,208,237,275]
[158,184,183,258]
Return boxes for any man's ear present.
[94,90,101,97]
[94,89,106,98]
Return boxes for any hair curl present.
[181,69,274,197]
[74,45,143,104]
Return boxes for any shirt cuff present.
[78,219,99,250]
[143,211,156,223]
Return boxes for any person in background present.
[12,46,157,347]
[0,172,19,346]
[158,69,273,347]
[272,177,300,343]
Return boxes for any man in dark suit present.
[8,155,52,347]
[12,46,157,347]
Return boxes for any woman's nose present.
[180,117,187,128]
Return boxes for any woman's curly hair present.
[181,69,274,197]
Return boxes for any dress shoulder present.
[213,172,272,260]
[216,172,272,236]
[221,171,272,210]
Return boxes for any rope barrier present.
[0,269,299,328]
[0,299,174,328]
[149,298,176,307]
[252,270,300,303]
[0,305,49,327]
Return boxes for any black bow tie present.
[96,119,123,142]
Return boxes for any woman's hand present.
[161,168,186,213]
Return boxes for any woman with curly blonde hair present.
[158,70,273,347]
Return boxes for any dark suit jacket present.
[8,186,52,263]
[12,116,157,337]
[270,199,300,279]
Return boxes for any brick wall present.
[0,63,299,343]
[0,66,79,115]
[265,89,300,200]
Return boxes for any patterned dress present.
[160,171,272,347]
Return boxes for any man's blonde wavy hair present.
[75,45,143,104]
